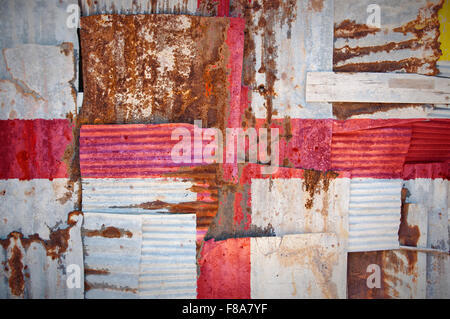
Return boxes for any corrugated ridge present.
[139,214,197,299]
[348,179,402,252]
[405,120,450,163]
[331,126,412,178]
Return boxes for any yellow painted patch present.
[439,0,450,61]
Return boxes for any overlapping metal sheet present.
[83,212,197,299]
[331,120,412,178]
[230,0,334,120]
[80,124,218,244]
[348,179,402,252]
[79,14,244,129]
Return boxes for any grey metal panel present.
[348,178,402,252]
[0,0,79,89]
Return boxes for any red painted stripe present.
[403,162,449,180]
[0,119,73,180]
[197,237,250,299]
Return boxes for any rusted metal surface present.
[334,0,444,75]
[348,179,402,252]
[0,43,76,120]
[0,210,84,299]
[333,0,445,119]
[230,0,334,120]
[331,119,413,179]
[80,124,218,245]
[79,14,244,130]
[80,0,231,16]
[83,212,196,298]
[0,0,79,85]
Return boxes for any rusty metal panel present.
[348,179,403,252]
[0,0,79,88]
[79,14,244,129]
[250,233,347,299]
[83,212,197,299]
[0,207,83,299]
[0,43,76,120]
[331,120,413,179]
[334,0,443,75]
[79,124,218,245]
[230,0,334,120]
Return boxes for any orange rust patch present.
[332,103,424,120]
[302,169,338,209]
[8,245,25,297]
[398,188,421,247]
[85,268,110,275]
[83,225,133,239]
[308,0,324,12]
[334,19,380,39]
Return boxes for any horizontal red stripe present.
[0,120,73,180]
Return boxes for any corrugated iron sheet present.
[140,214,196,298]
[333,0,444,119]
[334,0,443,75]
[79,14,244,130]
[83,212,196,299]
[331,120,412,178]
[0,43,76,120]
[80,124,218,244]
[348,179,402,252]
[230,0,334,120]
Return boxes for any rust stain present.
[0,212,82,261]
[302,169,338,209]
[398,188,421,247]
[332,103,424,120]
[8,244,25,297]
[83,225,133,239]
[84,281,138,294]
[308,0,324,12]
[334,19,380,39]
[59,42,73,57]
[85,268,110,275]
[79,14,233,131]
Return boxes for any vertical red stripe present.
[197,237,250,299]
[0,120,73,180]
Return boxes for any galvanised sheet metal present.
[140,214,196,299]
[334,0,443,75]
[0,0,79,84]
[79,0,230,16]
[348,178,403,252]
[0,210,84,299]
[83,212,197,299]
[83,213,142,298]
[79,14,244,130]
[403,173,450,298]
[0,120,73,180]
[230,0,334,120]
[0,43,76,120]
[331,119,413,179]
[80,124,218,245]
[251,233,346,299]
[332,0,445,120]
[198,234,347,299]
